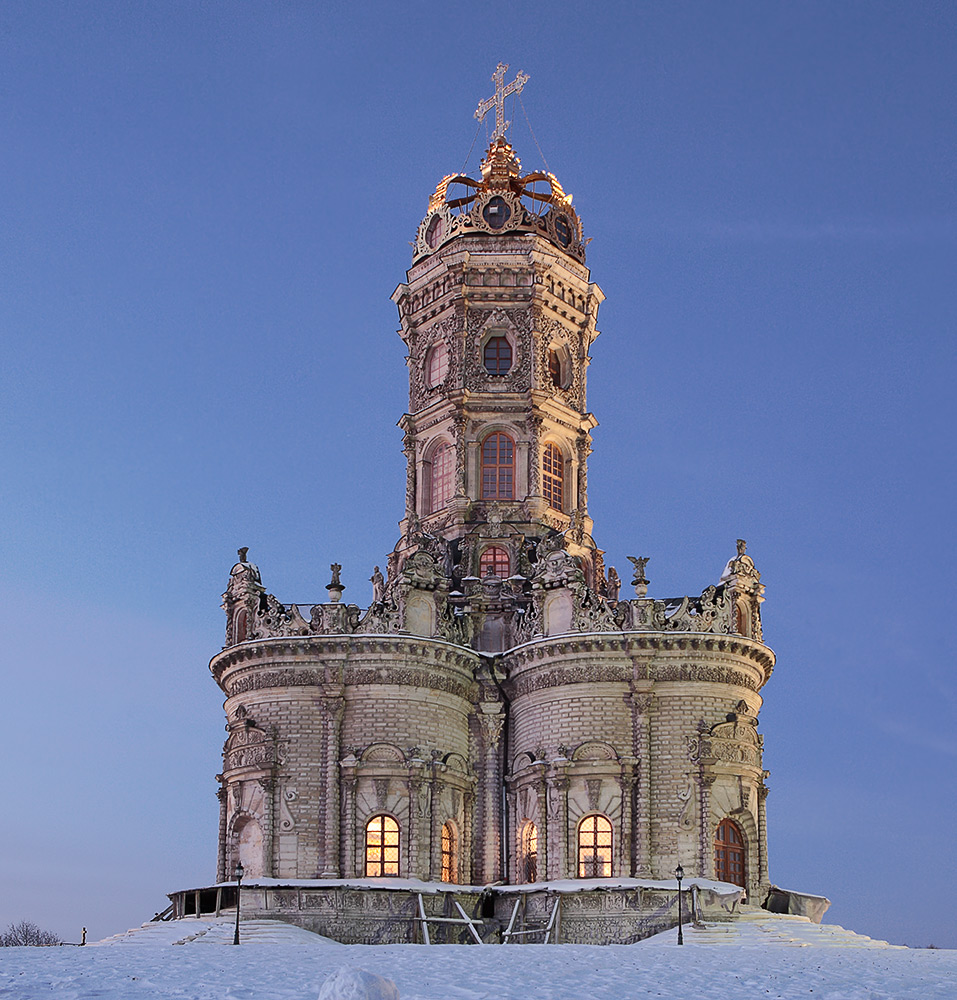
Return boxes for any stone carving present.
[401,549,445,591]
[677,776,696,830]
[626,556,650,598]
[605,566,620,602]
[531,533,584,589]
[279,787,298,832]
[359,600,403,634]
[571,585,623,632]
[370,566,385,604]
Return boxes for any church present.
[171,67,796,944]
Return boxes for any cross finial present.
[474,62,529,142]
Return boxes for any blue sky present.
[1,1,955,947]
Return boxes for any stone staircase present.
[642,905,905,949]
[94,916,332,947]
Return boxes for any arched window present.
[483,336,512,375]
[482,433,514,499]
[427,343,449,387]
[735,602,751,637]
[542,443,564,511]
[234,609,248,644]
[441,822,458,883]
[365,815,400,877]
[521,821,538,883]
[714,818,746,887]
[429,443,454,512]
[235,816,264,878]
[577,814,613,878]
[479,545,510,579]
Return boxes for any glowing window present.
[714,818,746,887]
[365,815,400,877]
[479,546,510,579]
[483,336,512,375]
[577,814,613,878]
[427,343,449,387]
[430,444,454,512]
[482,433,514,499]
[441,822,458,883]
[542,443,564,511]
[521,821,538,883]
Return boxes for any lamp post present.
[233,861,244,945]
[674,864,684,945]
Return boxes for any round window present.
[482,196,511,230]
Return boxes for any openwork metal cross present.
[474,62,529,142]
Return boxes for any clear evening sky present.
[1,1,954,948]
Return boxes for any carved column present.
[526,414,543,496]
[576,434,591,512]
[630,690,653,877]
[546,773,570,879]
[757,780,770,890]
[472,703,505,883]
[453,415,468,498]
[617,761,637,878]
[258,776,276,876]
[317,696,344,876]
[403,430,417,518]
[339,764,358,877]
[216,785,228,883]
[698,772,717,879]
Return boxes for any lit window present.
[714,818,746,887]
[482,433,514,499]
[542,443,564,511]
[521,821,538,883]
[441,822,458,883]
[577,814,612,878]
[479,546,510,579]
[430,444,454,512]
[427,343,449,387]
[483,336,512,375]
[365,815,400,877]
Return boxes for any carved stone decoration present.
[585,778,602,811]
[279,787,298,832]
[462,307,532,393]
[358,600,403,634]
[530,533,584,589]
[374,778,390,810]
[571,585,623,632]
[677,775,697,830]
[408,315,464,411]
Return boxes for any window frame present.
[483,335,513,376]
[714,818,746,887]
[481,432,515,500]
[542,442,565,511]
[479,545,510,579]
[365,814,400,878]
[428,441,455,513]
[577,814,613,879]
[441,821,458,884]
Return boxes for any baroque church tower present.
[201,67,776,942]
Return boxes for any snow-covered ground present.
[1,917,954,1000]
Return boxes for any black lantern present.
[674,864,684,945]
[233,861,245,945]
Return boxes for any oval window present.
[483,196,511,230]
[425,215,443,248]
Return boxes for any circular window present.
[482,196,511,230]
[555,215,571,247]
[425,215,443,248]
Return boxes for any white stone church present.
[168,69,813,944]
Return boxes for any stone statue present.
[627,556,650,597]
[330,563,342,587]
[370,566,385,604]
[606,566,621,602]
[737,539,747,557]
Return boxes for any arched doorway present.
[714,818,746,887]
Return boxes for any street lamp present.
[233,861,245,945]
[674,864,684,945]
